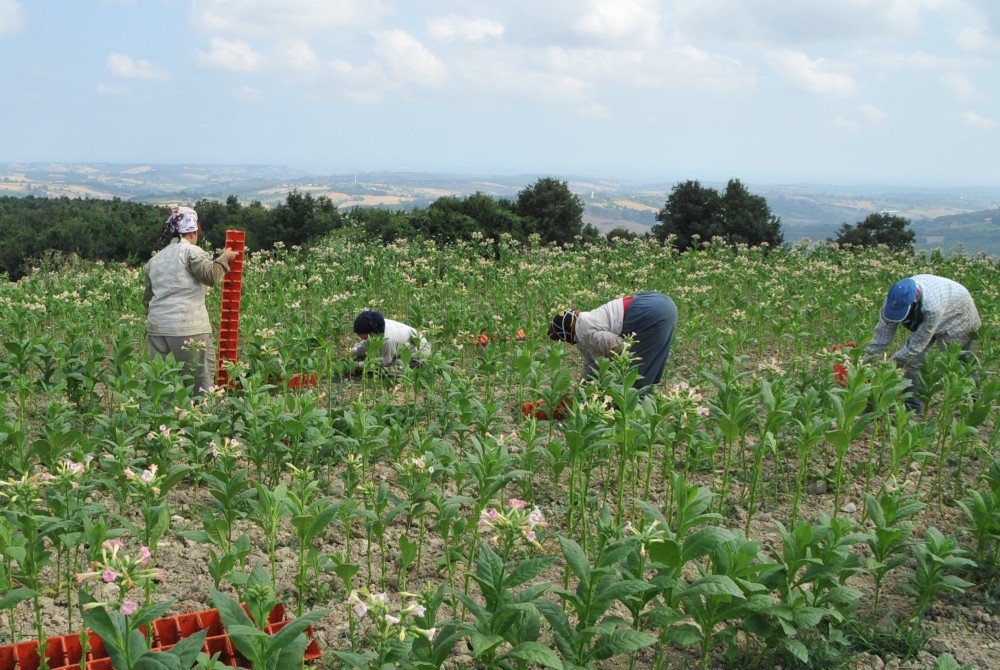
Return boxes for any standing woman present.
[143,206,238,394]
[549,291,678,389]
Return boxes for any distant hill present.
[1,163,997,255]
[913,208,1000,256]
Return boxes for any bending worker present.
[862,274,980,413]
[548,292,678,389]
[352,310,431,371]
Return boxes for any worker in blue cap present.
[862,275,980,413]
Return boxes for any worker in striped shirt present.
[862,274,981,413]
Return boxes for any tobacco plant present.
[537,536,655,669]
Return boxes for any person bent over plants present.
[548,291,678,389]
[861,274,981,414]
[143,206,238,394]
[352,310,431,373]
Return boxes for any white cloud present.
[860,50,976,70]
[542,44,755,94]
[280,40,321,72]
[371,29,445,86]
[769,49,857,96]
[197,37,265,72]
[232,84,264,102]
[0,0,24,36]
[190,0,385,38]
[961,110,993,130]
[834,115,859,131]
[580,102,612,119]
[573,0,661,44]
[107,53,169,80]
[941,71,975,100]
[670,0,932,46]
[954,25,991,51]
[427,14,504,43]
[860,103,885,122]
[96,83,131,97]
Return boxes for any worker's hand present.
[219,247,239,264]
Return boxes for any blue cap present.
[882,278,918,322]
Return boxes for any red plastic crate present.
[0,605,322,670]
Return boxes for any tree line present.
[0,177,914,280]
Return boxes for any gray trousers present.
[148,333,216,395]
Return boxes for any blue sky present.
[2,0,997,186]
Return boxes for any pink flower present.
[524,530,537,542]
[102,569,118,583]
[384,614,401,625]
[508,498,527,510]
[696,406,710,417]
[121,600,139,616]
[138,546,152,564]
[104,539,125,551]
[158,425,170,436]
[140,469,155,484]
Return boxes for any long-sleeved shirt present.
[862,274,981,368]
[144,238,229,336]
[352,318,431,368]
[575,297,626,378]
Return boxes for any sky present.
[1,0,998,186]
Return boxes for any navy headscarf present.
[548,311,577,343]
[353,310,386,335]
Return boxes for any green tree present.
[516,177,584,245]
[720,179,783,248]
[605,227,638,242]
[652,179,782,250]
[410,196,480,243]
[833,212,915,252]
[651,180,723,250]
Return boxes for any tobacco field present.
[1,233,998,670]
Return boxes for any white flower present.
[352,601,367,619]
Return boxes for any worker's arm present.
[186,247,232,286]
[861,318,897,363]
[142,273,153,316]
[579,331,625,378]
[892,312,942,368]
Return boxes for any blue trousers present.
[621,292,678,388]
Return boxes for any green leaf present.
[792,606,826,629]
[681,527,732,562]
[264,608,330,659]
[131,650,182,670]
[469,632,504,658]
[0,587,34,609]
[164,628,208,670]
[507,557,556,589]
[667,623,702,647]
[648,539,681,568]
[273,631,310,670]
[683,575,745,600]
[558,536,590,582]
[508,641,563,669]
[209,588,257,661]
[782,638,809,663]
[591,628,656,661]
[331,651,377,670]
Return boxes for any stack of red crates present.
[215,230,246,388]
[0,604,320,670]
